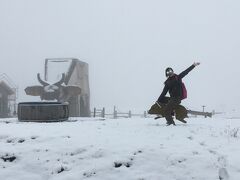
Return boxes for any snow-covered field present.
[0,117,240,180]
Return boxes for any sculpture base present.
[18,102,69,122]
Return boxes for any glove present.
[193,62,200,66]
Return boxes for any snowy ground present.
[0,117,240,180]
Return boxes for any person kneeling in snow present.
[157,62,200,126]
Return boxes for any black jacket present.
[158,65,195,103]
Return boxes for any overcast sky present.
[0,0,240,113]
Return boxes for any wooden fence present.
[92,107,148,119]
[92,107,213,119]
[187,110,212,118]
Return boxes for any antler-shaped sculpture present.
[25,73,81,102]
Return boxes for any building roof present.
[0,80,15,95]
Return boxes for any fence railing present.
[92,107,148,119]
[187,110,212,118]
[92,107,214,119]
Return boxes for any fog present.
[0,0,240,113]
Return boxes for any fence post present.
[128,111,132,118]
[144,111,147,118]
[113,106,117,119]
[93,108,96,117]
[102,107,105,118]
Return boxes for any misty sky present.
[0,0,240,113]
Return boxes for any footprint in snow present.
[6,139,16,143]
[113,150,143,169]
[52,165,69,174]
[18,139,25,143]
[30,136,39,140]
[83,170,97,177]
[170,158,187,166]
[1,154,17,162]
[208,149,217,155]
[187,136,194,140]
[114,161,132,168]
[69,148,87,156]
[5,138,25,144]
[133,150,143,156]
[199,141,206,146]
[192,151,199,155]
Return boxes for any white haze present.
[0,0,240,114]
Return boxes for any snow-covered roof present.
[0,80,15,95]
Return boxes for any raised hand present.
[193,62,200,66]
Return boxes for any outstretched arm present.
[178,62,200,79]
[157,85,169,103]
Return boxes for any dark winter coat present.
[158,65,195,103]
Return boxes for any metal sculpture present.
[25,73,81,102]
[24,58,90,117]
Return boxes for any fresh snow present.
[0,117,240,180]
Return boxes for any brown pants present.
[164,97,181,123]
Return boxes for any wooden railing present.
[92,107,214,119]
[92,107,148,119]
[187,110,212,118]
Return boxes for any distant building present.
[0,74,17,118]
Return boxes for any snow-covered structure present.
[0,74,17,118]
[25,58,90,117]
[60,59,90,117]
